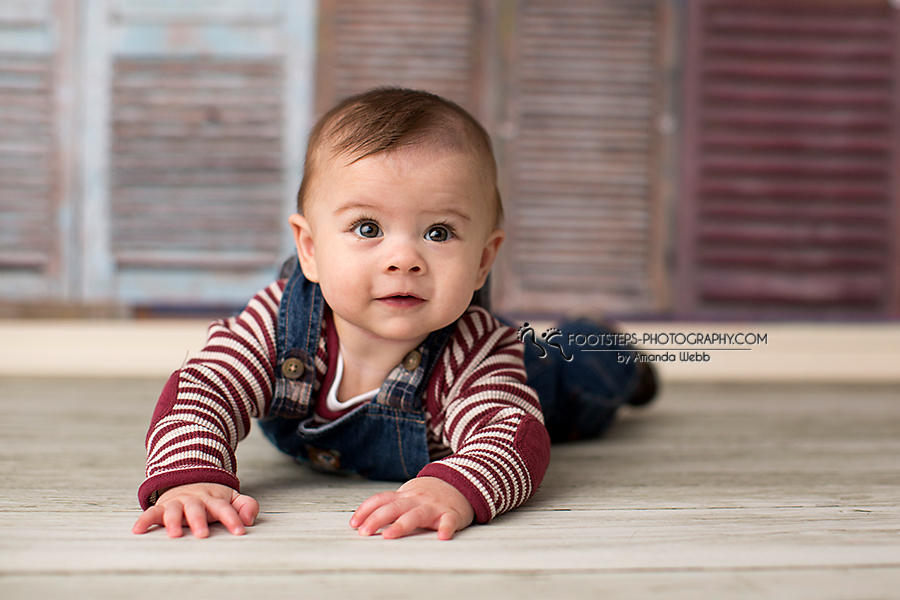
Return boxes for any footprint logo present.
[517,322,546,358]
[541,327,572,361]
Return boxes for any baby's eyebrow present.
[334,202,473,222]
[333,202,378,215]
[426,208,472,222]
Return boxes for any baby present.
[132,88,653,540]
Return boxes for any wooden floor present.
[1,377,898,599]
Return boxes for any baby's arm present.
[136,282,284,533]
[351,308,549,539]
[350,477,474,540]
[133,483,259,538]
[417,309,550,525]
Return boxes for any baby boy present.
[132,88,553,540]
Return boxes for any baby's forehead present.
[321,144,492,188]
[309,147,497,220]
[328,139,482,169]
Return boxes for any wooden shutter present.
[0,0,75,299]
[102,0,305,305]
[493,0,666,315]
[111,58,283,268]
[678,0,900,317]
[316,0,484,117]
[316,0,669,317]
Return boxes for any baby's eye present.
[425,225,453,242]
[353,221,381,238]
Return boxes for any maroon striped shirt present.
[139,280,550,522]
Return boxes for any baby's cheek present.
[317,279,349,311]
[450,288,477,321]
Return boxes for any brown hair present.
[297,88,502,226]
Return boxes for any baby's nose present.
[385,240,424,274]
[388,263,421,273]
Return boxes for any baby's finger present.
[350,491,397,528]
[232,494,260,527]
[207,496,248,535]
[163,500,186,538]
[132,506,164,534]
[381,505,437,540]
[436,512,463,541]
[183,499,211,538]
[356,497,414,537]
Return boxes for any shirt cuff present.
[416,462,493,524]
[138,468,241,510]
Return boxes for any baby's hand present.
[132,482,259,538]
[350,476,474,540]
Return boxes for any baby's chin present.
[363,313,467,345]
[365,322,447,344]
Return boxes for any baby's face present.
[290,148,503,348]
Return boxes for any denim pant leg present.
[522,319,641,443]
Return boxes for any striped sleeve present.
[137,281,285,509]
[418,307,551,523]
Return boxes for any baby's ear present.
[475,228,505,289]
[288,213,319,282]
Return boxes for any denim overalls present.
[259,260,644,479]
[258,261,455,481]
[520,319,642,442]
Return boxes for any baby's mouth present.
[377,294,425,308]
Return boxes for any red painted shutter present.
[679,0,900,317]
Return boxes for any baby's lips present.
[378,292,423,300]
[377,294,426,307]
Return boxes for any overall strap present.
[270,258,325,418]
[374,321,455,412]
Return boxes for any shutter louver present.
[111,58,283,268]
[0,1,72,298]
[97,1,301,304]
[680,0,898,316]
[496,0,663,314]
[318,0,481,113]
[0,53,54,269]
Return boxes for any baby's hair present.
[297,87,502,226]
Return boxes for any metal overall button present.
[306,446,341,472]
[402,350,421,372]
[281,357,306,380]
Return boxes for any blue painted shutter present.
[0,0,75,300]
[107,1,292,305]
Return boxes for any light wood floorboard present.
[1,378,898,599]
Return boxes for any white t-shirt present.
[324,346,380,413]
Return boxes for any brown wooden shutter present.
[316,0,484,116]
[679,0,900,317]
[493,0,666,315]
[316,0,668,317]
